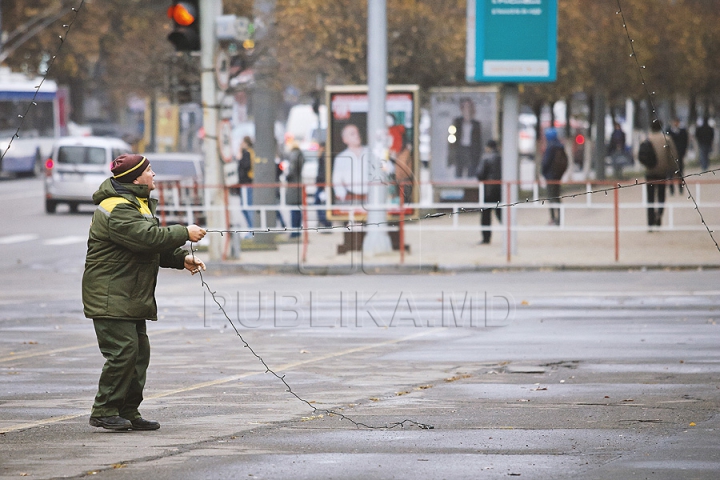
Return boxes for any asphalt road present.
[1,177,719,479]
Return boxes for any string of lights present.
[0,1,86,163]
[191,245,435,429]
[206,167,720,238]
[615,0,719,252]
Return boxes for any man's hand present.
[184,255,206,275]
[187,225,207,242]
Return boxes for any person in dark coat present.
[314,142,332,228]
[285,143,305,238]
[645,121,678,228]
[667,118,688,193]
[476,140,502,244]
[82,154,206,431]
[695,117,714,172]
[237,136,255,228]
[541,128,565,226]
[447,97,482,178]
[608,122,628,178]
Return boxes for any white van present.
[44,136,132,213]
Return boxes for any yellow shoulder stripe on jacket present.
[99,197,153,217]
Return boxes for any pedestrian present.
[541,128,568,226]
[82,154,207,431]
[695,116,714,172]
[644,120,679,229]
[314,142,332,230]
[608,122,628,178]
[237,136,255,229]
[285,142,305,238]
[667,118,688,193]
[476,140,502,244]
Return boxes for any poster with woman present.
[324,85,419,221]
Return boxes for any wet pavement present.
[1,271,719,479]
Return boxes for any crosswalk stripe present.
[43,236,87,246]
[0,234,39,244]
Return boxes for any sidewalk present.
[214,179,720,272]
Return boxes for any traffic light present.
[167,1,200,51]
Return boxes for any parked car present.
[144,152,205,225]
[44,136,132,213]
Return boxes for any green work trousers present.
[91,319,149,419]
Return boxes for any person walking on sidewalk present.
[695,117,714,172]
[667,118,688,193]
[82,154,207,431]
[476,140,502,244]
[314,142,332,229]
[285,142,305,238]
[541,128,568,226]
[237,136,256,229]
[644,121,679,228]
[608,122,628,178]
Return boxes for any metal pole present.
[614,184,619,262]
[252,0,279,247]
[201,0,226,260]
[362,0,392,255]
[501,84,519,256]
[594,91,606,180]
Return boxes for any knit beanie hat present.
[111,154,149,183]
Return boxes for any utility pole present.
[200,0,226,260]
[501,84,519,256]
[594,91,606,180]
[252,0,280,247]
[363,0,392,255]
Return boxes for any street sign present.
[466,0,557,83]
[215,49,230,91]
[218,120,234,163]
[215,15,252,42]
[218,93,234,121]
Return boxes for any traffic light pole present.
[363,0,392,256]
[252,0,279,247]
[501,84,518,256]
[200,0,226,260]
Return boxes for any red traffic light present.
[575,134,585,145]
[167,3,196,26]
[167,1,200,51]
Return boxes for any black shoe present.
[128,417,160,431]
[89,416,132,431]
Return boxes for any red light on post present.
[575,134,585,145]
[168,4,196,26]
[45,158,54,170]
[167,1,200,51]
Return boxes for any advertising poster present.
[325,85,419,221]
[429,87,499,192]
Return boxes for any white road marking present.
[0,234,39,244]
[43,236,87,246]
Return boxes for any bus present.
[0,66,63,177]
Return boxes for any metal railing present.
[154,177,720,263]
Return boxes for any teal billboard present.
[466,0,558,83]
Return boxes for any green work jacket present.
[82,178,189,321]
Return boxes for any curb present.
[204,262,718,275]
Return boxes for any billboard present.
[325,85,419,221]
[466,0,558,83]
[429,87,499,186]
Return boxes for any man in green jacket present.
[83,154,207,431]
